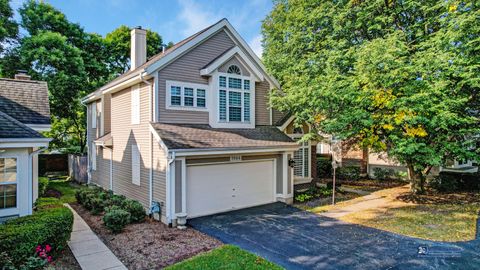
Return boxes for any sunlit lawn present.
[40,177,83,203]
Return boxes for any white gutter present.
[28,147,47,214]
[173,146,299,157]
[166,151,175,224]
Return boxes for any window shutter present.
[91,143,97,171]
[131,86,140,124]
[132,144,140,185]
[91,103,97,128]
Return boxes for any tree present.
[263,0,480,193]
[0,0,18,75]
[105,25,163,74]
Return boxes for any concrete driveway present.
[188,203,480,270]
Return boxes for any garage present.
[186,160,275,218]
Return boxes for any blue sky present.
[10,0,273,57]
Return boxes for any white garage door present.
[186,160,275,218]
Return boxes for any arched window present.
[227,65,241,75]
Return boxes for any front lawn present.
[39,177,82,203]
[165,245,283,270]
[315,185,480,242]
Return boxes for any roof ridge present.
[0,78,47,84]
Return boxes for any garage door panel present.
[187,160,274,218]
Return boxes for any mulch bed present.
[43,188,62,198]
[70,203,222,269]
[51,246,81,270]
[397,189,480,205]
[319,178,407,191]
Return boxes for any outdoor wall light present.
[288,158,295,168]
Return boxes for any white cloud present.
[177,0,221,36]
[249,34,263,58]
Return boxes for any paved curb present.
[65,204,127,270]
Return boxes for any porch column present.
[310,143,318,184]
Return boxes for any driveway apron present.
[189,203,480,270]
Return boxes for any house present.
[82,19,319,226]
[0,72,51,219]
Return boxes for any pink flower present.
[35,245,42,253]
[45,245,52,252]
[39,251,46,258]
[47,256,52,263]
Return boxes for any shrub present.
[103,208,131,233]
[35,197,63,210]
[123,199,146,223]
[295,193,313,202]
[107,194,127,208]
[373,167,395,180]
[337,166,361,180]
[317,156,332,178]
[429,171,480,192]
[38,177,49,197]
[0,203,73,267]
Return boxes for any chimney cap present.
[134,26,142,29]
[17,69,28,74]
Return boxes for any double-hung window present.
[0,158,17,209]
[167,81,208,110]
[218,74,251,122]
[293,141,309,178]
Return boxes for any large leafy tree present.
[0,0,18,74]
[105,25,163,74]
[263,0,480,193]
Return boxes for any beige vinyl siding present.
[218,56,251,76]
[158,30,235,124]
[255,80,271,125]
[103,93,111,134]
[110,82,152,208]
[272,109,288,125]
[91,147,110,189]
[152,139,167,221]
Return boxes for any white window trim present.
[165,80,209,111]
[91,103,97,129]
[131,85,140,125]
[0,157,18,210]
[215,72,254,126]
[132,144,141,186]
[289,134,311,181]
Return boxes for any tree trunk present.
[407,164,426,194]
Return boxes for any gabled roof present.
[0,111,43,139]
[0,78,50,125]
[83,18,280,103]
[151,123,298,151]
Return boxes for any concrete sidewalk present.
[65,204,127,270]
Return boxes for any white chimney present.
[130,26,147,70]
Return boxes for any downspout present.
[166,151,176,224]
[29,147,47,214]
[140,72,154,212]
[81,101,91,184]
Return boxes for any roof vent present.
[14,70,31,80]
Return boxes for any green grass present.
[165,245,283,270]
[40,177,82,203]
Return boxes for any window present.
[218,75,251,123]
[167,81,208,110]
[227,65,241,75]
[293,141,309,178]
[131,85,140,124]
[91,103,97,128]
[170,86,181,106]
[0,158,17,209]
[132,144,140,186]
[184,87,194,106]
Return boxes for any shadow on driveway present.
[188,203,480,270]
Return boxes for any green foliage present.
[263,0,480,193]
[0,201,73,267]
[317,156,332,177]
[429,171,480,192]
[123,199,146,223]
[103,208,130,233]
[35,197,62,210]
[295,186,333,202]
[372,167,407,180]
[337,166,361,181]
[107,194,127,208]
[0,0,18,56]
[38,177,49,197]
[295,193,313,202]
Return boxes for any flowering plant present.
[35,244,53,263]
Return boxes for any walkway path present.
[320,193,388,218]
[65,204,127,270]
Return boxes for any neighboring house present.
[82,19,323,226]
[0,72,51,219]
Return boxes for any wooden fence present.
[39,154,68,176]
[68,154,88,183]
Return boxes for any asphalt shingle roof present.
[0,78,50,125]
[151,123,298,151]
[0,111,43,139]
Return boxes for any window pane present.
[170,86,181,96]
[197,98,206,108]
[171,96,181,106]
[229,107,242,122]
[293,149,304,177]
[184,87,194,96]
[0,184,16,209]
[0,158,16,183]
[197,89,205,98]
[228,91,241,107]
[244,93,250,122]
[184,97,194,106]
[170,86,181,106]
[219,76,226,87]
[244,80,250,90]
[228,78,242,89]
[219,90,227,121]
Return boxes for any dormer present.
[200,46,265,128]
